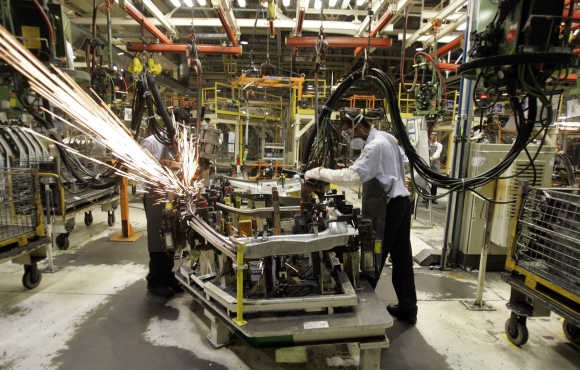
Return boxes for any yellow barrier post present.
[233,242,247,326]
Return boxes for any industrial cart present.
[504,186,579,347]
[38,172,119,250]
[0,168,49,289]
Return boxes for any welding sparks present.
[0,25,200,198]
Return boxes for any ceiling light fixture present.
[356,0,365,6]
[240,40,249,45]
[282,0,291,7]
[237,0,246,7]
[169,0,181,7]
[197,0,207,6]
[182,0,193,6]
[314,0,322,9]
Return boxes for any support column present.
[441,0,477,268]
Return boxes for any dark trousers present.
[143,196,175,286]
[377,196,417,309]
[143,196,165,253]
[431,184,438,198]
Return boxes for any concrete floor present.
[0,198,578,370]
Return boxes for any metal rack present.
[504,186,580,347]
[0,125,120,250]
[0,168,49,289]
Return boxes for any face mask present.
[350,137,365,151]
[341,128,353,141]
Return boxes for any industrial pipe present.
[354,9,394,56]
[122,1,172,44]
[287,36,391,48]
[437,63,459,71]
[433,34,464,59]
[563,8,580,21]
[215,8,239,47]
[127,42,242,55]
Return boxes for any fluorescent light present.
[329,0,337,6]
[415,47,424,51]
[182,0,193,6]
[197,0,206,5]
[237,0,246,7]
[314,0,321,9]
[356,0,365,6]
[169,0,181,7]
[282,0,291,7]
[439,35,459,43]
[240,40,248,45]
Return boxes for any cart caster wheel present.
[56,233,70,250]
[505,314,528,347]
[84,211,93,226]
[563,319,580,345]
[22,264,42,290]
[107,211,115,227]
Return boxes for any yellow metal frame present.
[231,74,305,100]
[398,83,416,119]
[301,78,327,98]
[202,81,284,122]
[233,242,247,326]
[505,189,579,317]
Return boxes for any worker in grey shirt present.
[141,135,181,298]
[305,114,417,324]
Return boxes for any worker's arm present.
[305,167,361,186]
[305,142,382,186]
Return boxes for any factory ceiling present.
[64,0,466,90]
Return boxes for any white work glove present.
[304,167,323,181]
[305,167,361,187]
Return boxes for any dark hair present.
[359,117,371,128]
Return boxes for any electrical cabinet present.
[457,143,556,270]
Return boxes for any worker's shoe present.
[147,252,176,298]
[387,304,417,325]
[147,281,175,298]
[163,253,183,293]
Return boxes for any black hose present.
[146,73,175,140]
[14,74,119,189]
[130,80,145,136]
[303,66,545,195]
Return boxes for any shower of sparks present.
[0,25,200,198]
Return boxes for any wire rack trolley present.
[504,186,579,347]
[0,167,49,289]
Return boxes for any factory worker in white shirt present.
[305,113,417,325]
